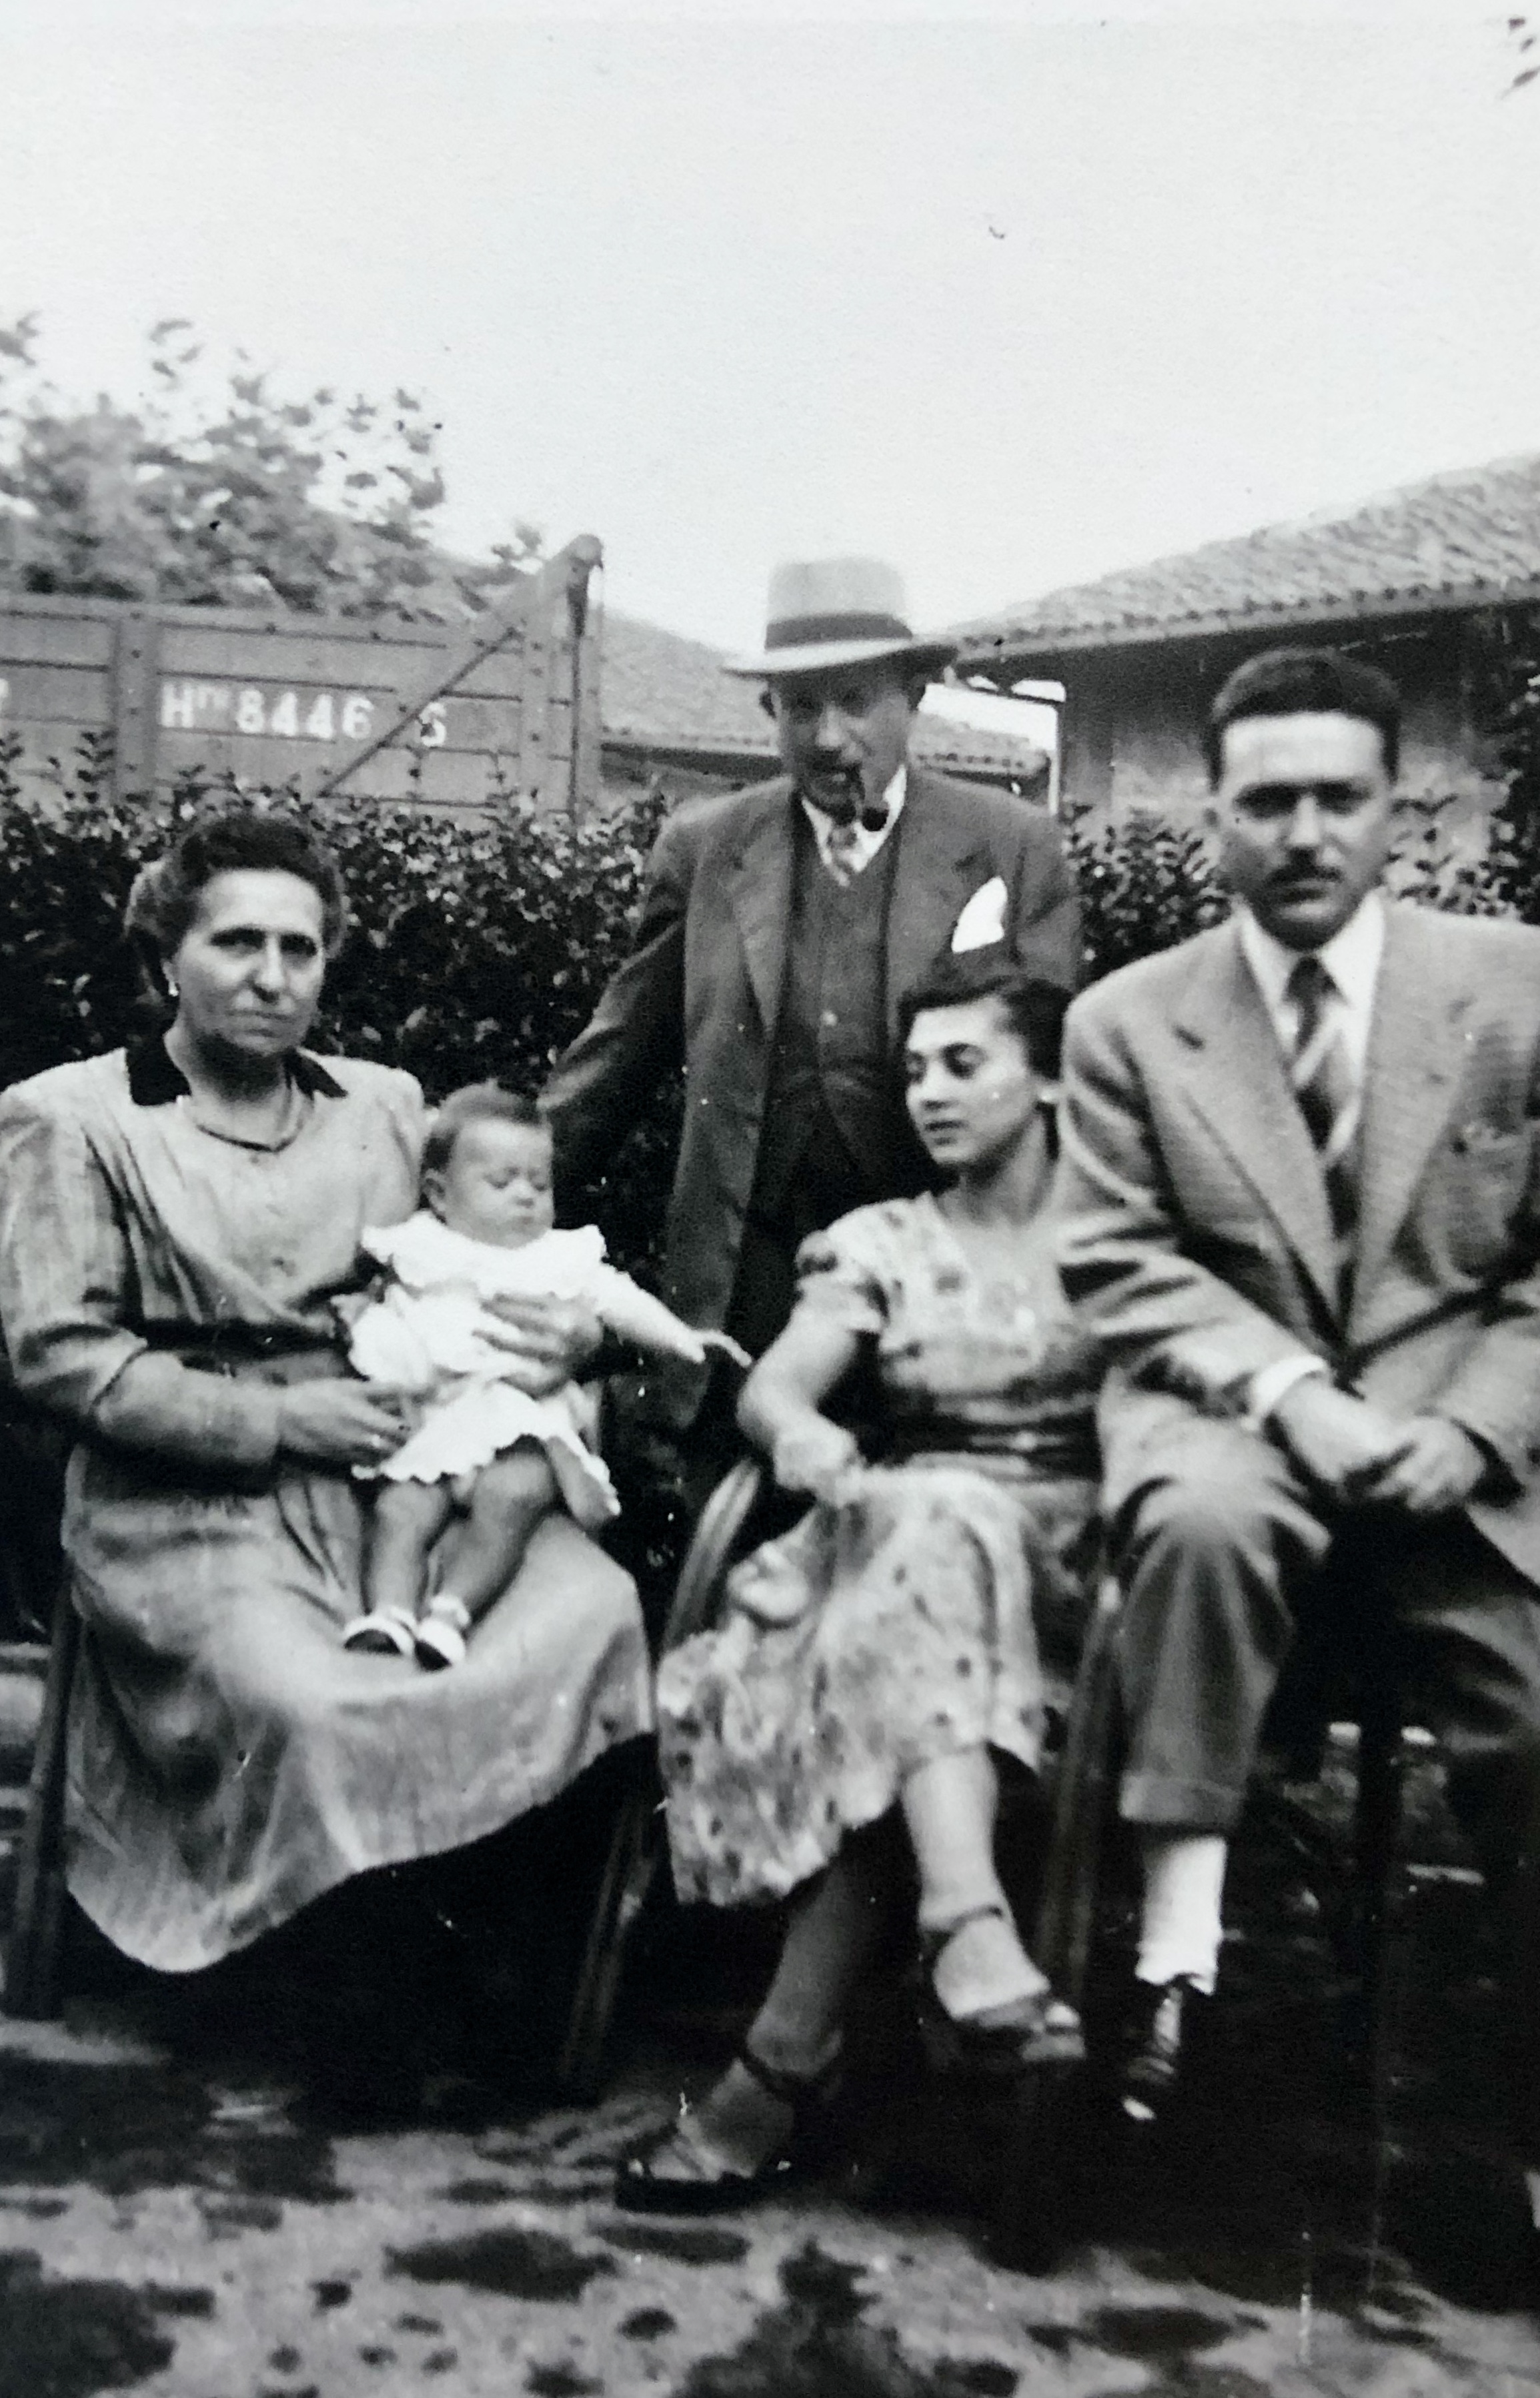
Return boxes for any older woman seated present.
[619,946,1102,2211]
[0,808,649,2088]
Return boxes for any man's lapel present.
[726,782,796,1033]
[1172,923,1341,1319]
[884,770,992,1037]
[1348,906,1469,1327]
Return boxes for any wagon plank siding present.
[0,545,598,820]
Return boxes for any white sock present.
[1136,1832,1228,1994]
[1526,2169,1540,2233]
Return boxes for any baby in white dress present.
[342,1085,744,1669]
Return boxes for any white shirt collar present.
[800,764,908,872]
[1237,888,1385,1024]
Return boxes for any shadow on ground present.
[3,1759,1540,2396]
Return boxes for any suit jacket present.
[1055,902,1540,1586]
[544,766,1081,1422]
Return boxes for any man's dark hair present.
[424,1083,546,1177]
[897,946,1068,1081]
[1203,646,1402,786]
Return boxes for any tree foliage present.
[0,317,540,620]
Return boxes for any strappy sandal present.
[341,1608,417,1658]
[916,1904,1084,2077]
[414,1596,471,1672]
[614,2040,844,2215]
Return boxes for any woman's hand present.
[479,1292,604,1397]
[277,1380,414,1468]
[770,1414,862,1502]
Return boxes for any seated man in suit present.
[544,556,1080,1502]
[1056,646,1540,2190]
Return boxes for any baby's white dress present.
[349,1212,650,1528]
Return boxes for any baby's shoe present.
[341,1608,417,1658]
[414,1594,472,1672]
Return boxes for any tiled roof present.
[953,452,1540,667]
[600,607,1046,782]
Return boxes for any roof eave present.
[955,574,1540,676]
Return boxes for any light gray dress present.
[658,1194,1100,1909]
[0,1040,651,1972]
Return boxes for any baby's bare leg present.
[440,1441,560,1626]
[365,1478,458,1622]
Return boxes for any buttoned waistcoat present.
[544,766,1082,1426]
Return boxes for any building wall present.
[1056,613,1506,847]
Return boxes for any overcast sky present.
[0,1,1535,650]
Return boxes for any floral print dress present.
[657,1193,1101,1909]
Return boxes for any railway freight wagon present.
[0,535,604,819]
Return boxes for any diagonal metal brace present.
[316,533,602,802]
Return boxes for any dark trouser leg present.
[666,1213,804,1517]
[678,1122,877,1520]
[1110,1420,1333,1833]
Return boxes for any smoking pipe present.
[821,762,889,832]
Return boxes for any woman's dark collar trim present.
[125,1038,345,1106]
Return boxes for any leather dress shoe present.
[1119,1975,1209,2127]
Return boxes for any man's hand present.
[1348,1416,1488,1516]
[1269,1378,1413,1500]
[480,1292,604,1397]
[699,1329,753,1371]
[770,1415,862,1503]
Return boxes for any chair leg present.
[1033,1576,1124,2007]
[4,1585,78,2020]
[554,1768,663,2102]
[1354,1697,1405,2130]
[994,1576,1123,2273]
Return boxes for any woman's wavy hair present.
[125,808,348,993]
[896,944,1069,1083]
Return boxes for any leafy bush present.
[3,737,1539,1633]
[7,740,1539,1260]
[1064,809,1227,976]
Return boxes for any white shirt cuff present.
[1246,1355,1329,1433]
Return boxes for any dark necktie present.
[1287,954,1359,1283]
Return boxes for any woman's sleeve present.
[0,1097,283,1472]
[788,1209,893,1339]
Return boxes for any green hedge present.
[2,731,1533,1277]
[2,734,1537,1632]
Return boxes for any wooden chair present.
[554,1451,1129,2205]
[3,1577,77,2018]
[558,1448,1449,2272]
[4,1508,678,2060]
[557,1456,770,2095]
[1,1402,73,2020]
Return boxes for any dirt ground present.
[6,1830,1540,2398]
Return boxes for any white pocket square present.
[950,875,1008,953]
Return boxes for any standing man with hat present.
[543,556,1080,1491]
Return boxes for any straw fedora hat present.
[724,556,959,680]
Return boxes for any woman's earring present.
[165,974,179,1000]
